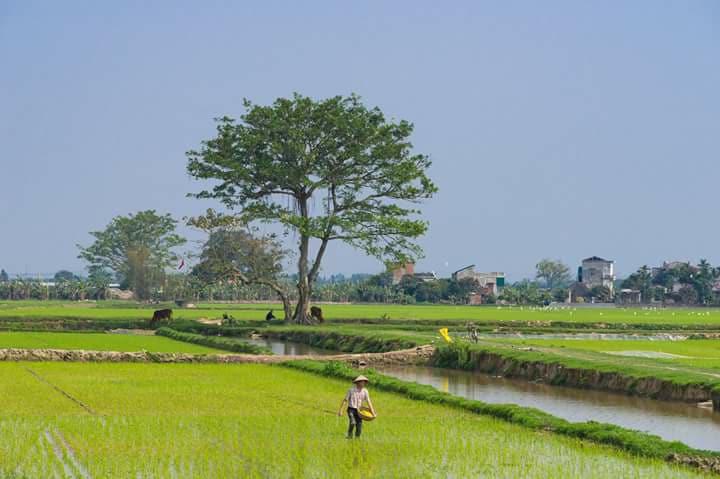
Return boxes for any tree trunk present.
[281,294,293,322]
[293,198,313,324]
[294,279,312,324]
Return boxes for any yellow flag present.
[439,328,452,343]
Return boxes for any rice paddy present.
[2,301,720,476]
[4,300,720,326]
[498,337,720,371]
[0,363,707,478]
[0,331,223,354]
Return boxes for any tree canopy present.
[187,93,437,322]
[192,224,292,320]
[535,259,571,289]
[54,270,79,282]
[77,210,186,300]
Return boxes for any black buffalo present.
[151,309,173,323]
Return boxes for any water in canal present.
[376,364,720,451]
[245,338,338,356]
[251,338,720,451]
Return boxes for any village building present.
[652,261,700,293]
[390,263,414,284]
[389,263,437,284]
[451,265,505,295]
[578,256,616,296]
[617,289,642,305]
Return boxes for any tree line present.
[4,94,719,315]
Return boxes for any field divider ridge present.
[25,367,99,416]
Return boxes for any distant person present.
[265,310,276,321]
[466,322,479,343]
[338,375,376,439]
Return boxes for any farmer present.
[338,375,376,438]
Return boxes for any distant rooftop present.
[582,256,613,263]
[452,264,475,275]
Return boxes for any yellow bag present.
[359,408,376,421]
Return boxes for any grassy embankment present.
[432,340,720,401]
[0,361,708,478]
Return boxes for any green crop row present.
[155,327,271,355]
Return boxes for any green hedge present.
[155,327,271,355]
[263,328,418,353]
[283,360,717,463]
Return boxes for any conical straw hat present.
[353,375,369,383]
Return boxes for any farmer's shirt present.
[345,387,369,409]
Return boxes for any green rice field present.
[0,362,706,478]
[0,331,222,354]
[499,337,720,371]
[3,300,720,326]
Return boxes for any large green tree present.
[694,259,718,305]
[535,258,571,289]
[78,210,186,300]
[187,94,437,323]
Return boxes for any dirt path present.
[0,345,436,365]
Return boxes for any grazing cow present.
[266,310,276,321]
[151,309,173,323]
[310,306,324,323]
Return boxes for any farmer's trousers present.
[347,407,362,437]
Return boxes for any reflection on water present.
[245,338,339,356]
[377,364,720,451]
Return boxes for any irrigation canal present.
[249,337,720,451]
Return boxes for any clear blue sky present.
[1,1,718,280]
